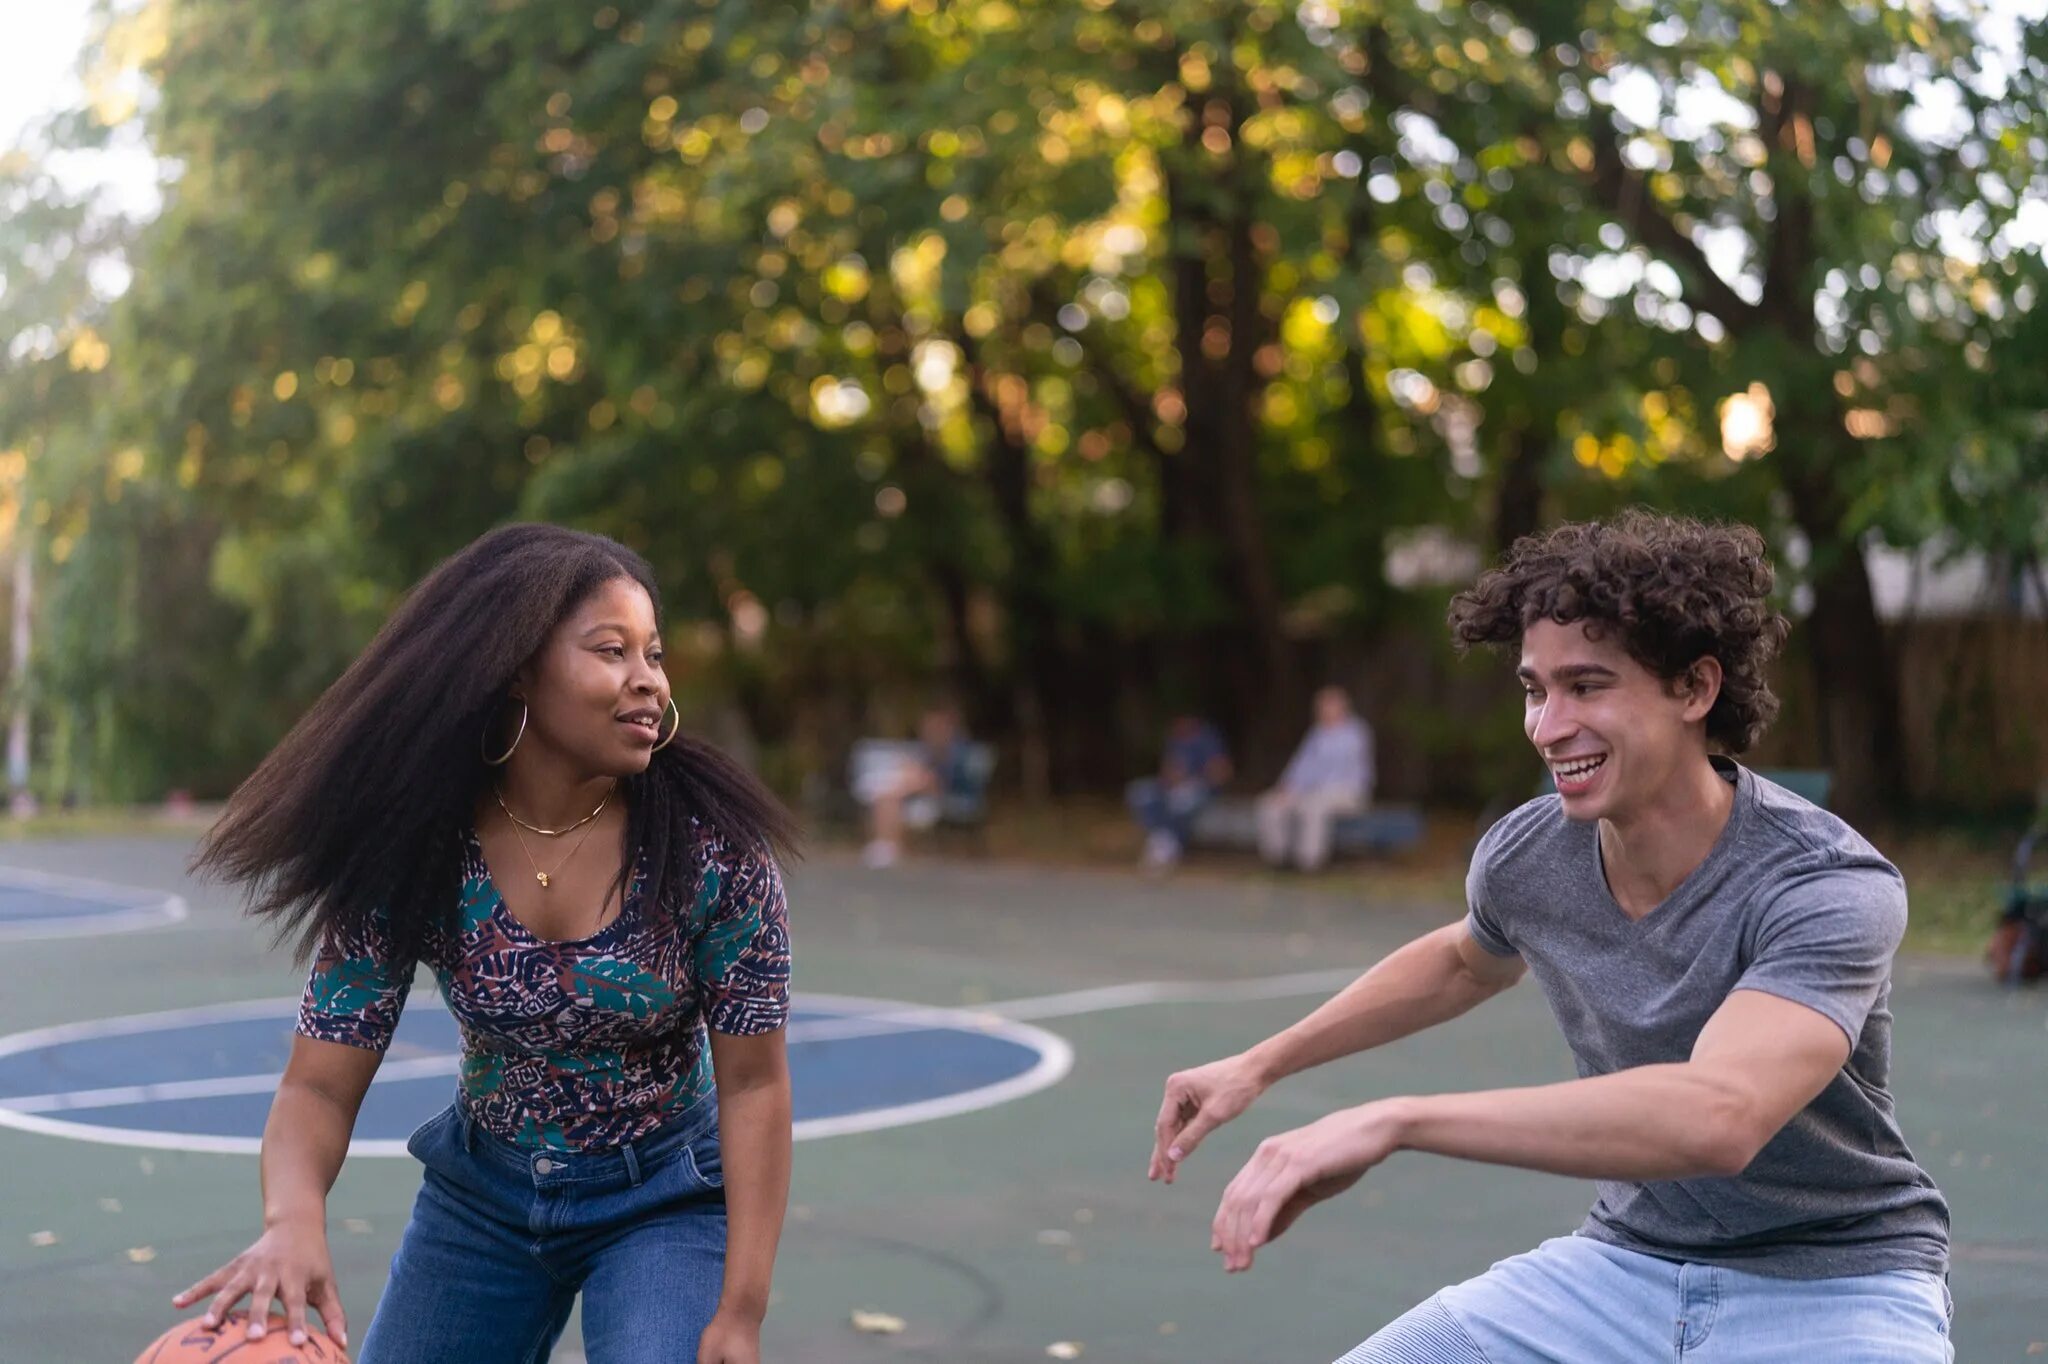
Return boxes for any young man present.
[1150,513,1951,1361]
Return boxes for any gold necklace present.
[503,805,606,890]
[495,782,615,838]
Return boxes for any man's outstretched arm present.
[1209,989,1850,1270]
[1150,921,1525,1182]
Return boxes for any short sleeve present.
[296,908,415,1052]
[1735,861,1907,1046]
[1463,820,1520,958]
[694,852,792,1036]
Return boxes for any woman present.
[174,524,797,1364]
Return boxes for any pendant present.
[536,872,551,888]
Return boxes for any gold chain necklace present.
[503,807,606,891]
[495,782,615,838]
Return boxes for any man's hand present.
[1210,1099,1407,1272]
[1150,1053,1269,1184]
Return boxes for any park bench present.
[1179,796,1427,859]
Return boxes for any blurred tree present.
[11,0,2042,811]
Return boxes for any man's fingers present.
[313,1280,349,1351]
[1170,1108,1226,1168]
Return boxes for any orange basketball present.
[136,1310,349,1363]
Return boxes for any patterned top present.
[296,821,791,1151]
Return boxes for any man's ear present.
[1680,656,1723,723]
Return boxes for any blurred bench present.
[1182,797,1426,858]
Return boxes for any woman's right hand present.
[171,1218,348,1351]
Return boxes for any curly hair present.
[1447,510,1791,753]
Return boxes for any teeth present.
[1554,757,1605,778]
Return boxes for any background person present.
[858,705,974,868]
[1255,687,1374,872]
[1127,713,1233,871]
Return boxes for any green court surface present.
[2,836,2043,1361]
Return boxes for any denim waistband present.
[448,1098,719,1189]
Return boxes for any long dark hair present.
[192,523,799,964]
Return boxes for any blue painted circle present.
[0,871,185,940]
[0,996,1070,1152]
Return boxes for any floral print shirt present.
[296,821,790,1150]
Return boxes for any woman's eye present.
[599,645,626,659]
[648,652,665,665]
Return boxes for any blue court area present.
[0,994,1070,1154]
[0,867,186,940]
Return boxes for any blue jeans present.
[1127,778,1213,843]
[1339,1235,1952,1363]
[357,1100,727,1364]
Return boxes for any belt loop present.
[622,1138,644,1188]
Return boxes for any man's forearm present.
[1245,925,1510,1084]
[1389,1064,1761,1181]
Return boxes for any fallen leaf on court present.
[99,1198,123,1213]
[1046,1343,1084,1359]
[138,1157,155,1175]
[1036,1229,1074,1246]
[1158,1322,1178,1335]
[29,1230,57,1247]
[851,1310,907,1334]
[343,1218,373,1234]
[1072,1208,1094,1224]
[127,1246,157,1263]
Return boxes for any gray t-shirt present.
[1466,759,1949,1278]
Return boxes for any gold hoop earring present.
[649,698,681,753]
[483,701,528,766]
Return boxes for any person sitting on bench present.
[858,705,975,868]
[1256,687,1375,872]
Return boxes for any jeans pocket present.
[404,1103,459,1163]
[680,1132,725,1190]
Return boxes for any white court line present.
[0,863,189,942]
[0,968,1361,1154]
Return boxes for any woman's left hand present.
[697,1306,763,1364]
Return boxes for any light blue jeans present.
[1339,1235,1952,1363]
[357,1100,727,1364]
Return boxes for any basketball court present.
[1,834,2043,1361]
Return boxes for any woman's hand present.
[697,1305,763,1364]
[171,1218,348,1351]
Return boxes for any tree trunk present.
[1163,100,1296,774]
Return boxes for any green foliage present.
[3,0,2042,800]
